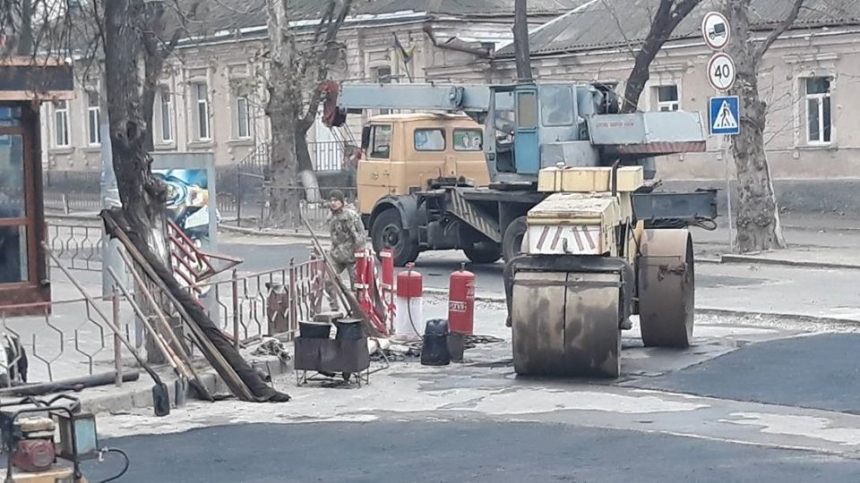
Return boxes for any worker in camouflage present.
[323,189,366,311]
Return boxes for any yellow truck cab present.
[356,113,490,216]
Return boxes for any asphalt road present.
[219,234,860,320]
[83,421,860,483]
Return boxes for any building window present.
[654,85,679,111]
[805,77,831,145]
[414,128,446,151]
[193,82,210,141]
[235,94,251,139]
[158,86,173,143]
[54,100,69,147]
[86,91,100,145]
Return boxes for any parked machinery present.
[506,165,694,377]
[0,395,127,482]
[325,80,715,377]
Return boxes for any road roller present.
[506,164,695,378]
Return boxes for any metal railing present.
[0,291,136,385]
[47,221,104,271]
[194,256,325,345]
[0,227,335,393]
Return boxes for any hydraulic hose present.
[96,448,130,483]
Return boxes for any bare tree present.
[723,0,804,252]
[102,0,169,263]
[140,1,200,151]
[264,0,353,227]
[620,0,704,112]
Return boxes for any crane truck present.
[323,81,717,377]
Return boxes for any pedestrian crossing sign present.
[709,95,740,135]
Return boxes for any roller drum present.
[511,270,622,378]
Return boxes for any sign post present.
[702,10,738,250]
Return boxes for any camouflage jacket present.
[327,206,366,264]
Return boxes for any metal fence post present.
[231,269,240,351]
[289,258,298,335]
[236,170,242,228]
[112,287,123,387]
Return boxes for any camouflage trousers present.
[324,258,356,311]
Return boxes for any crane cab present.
[356,113,491,216]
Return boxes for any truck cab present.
[356,113,490,216]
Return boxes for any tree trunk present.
[621,44,659,113]
[266,82,302,227]
[620,0,703,113]
[104,0,170,363]
[15,0,32,56]
[513,0,533,83]
[295,122,321,202]
[725,0,786,252]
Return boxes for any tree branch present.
[301,0,353,125]
[756,0,805,60]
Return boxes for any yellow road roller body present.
[509,165,695,378]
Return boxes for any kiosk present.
[0,57,75,310]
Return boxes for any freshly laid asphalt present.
[83,421,860,483]
[626,333,860,414]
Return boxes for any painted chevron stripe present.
[448,190,502,243]
[528,225,603,254]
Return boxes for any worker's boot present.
[620,317,632,330]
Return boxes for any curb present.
[79,356,291,416]
[695,307,860,326]
[425,287,860,326]
[719,254,860,271]
[218,223,330,240]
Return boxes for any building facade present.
[40,2,581,174]
[426,0,860,188]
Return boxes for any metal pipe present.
[113,249,212,400]
[41,243,166,387]
[112,288,122,387]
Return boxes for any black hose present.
[96,448,130,483]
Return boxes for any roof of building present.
[494,0,860,57]
[185,0,587,38]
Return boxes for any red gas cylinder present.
[448,262,475,335]
[395,263,424,339]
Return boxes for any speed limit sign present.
[707,52,736,91]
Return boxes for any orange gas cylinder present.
[448,263,475,335]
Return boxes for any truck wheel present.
[371,208,419,267]
[463,242,502,264]
[502,216,528,263]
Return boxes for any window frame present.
[193,82,211,141]
[235,94,251,139]
[86,90,101,146]
[369,124,392,159]
[158,86,173,143]
[655,85,680,112]
[53,100,70,147]
[453,128,484,152]
[539,85,575,127]
[413,128,446,152]
[804,76,832,146]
